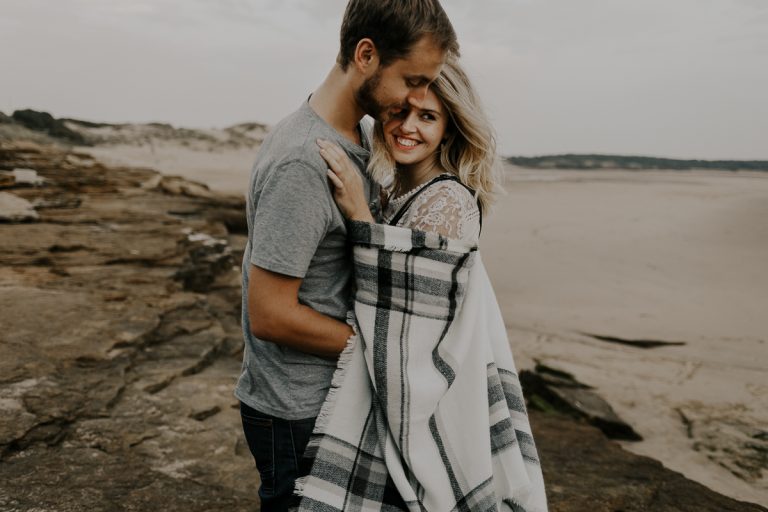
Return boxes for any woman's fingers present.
[318,139,354,178]
[319,147,341,170]
[324,141,348,164]
[318,139,367,219]
[326,169,344,189]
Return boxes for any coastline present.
[88,139,768,504]
[1,132,765,509]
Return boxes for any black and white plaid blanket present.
[295,221,548,511]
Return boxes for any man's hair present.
[338,0,459,71]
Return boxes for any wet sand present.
[482,167,768,504]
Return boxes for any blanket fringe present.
[313,315,358,435]
[293,312,359,499]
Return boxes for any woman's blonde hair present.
[368,58,501,213]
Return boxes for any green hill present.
[506,154,768,172]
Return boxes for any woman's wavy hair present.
[368,58,502,214]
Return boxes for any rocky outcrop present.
[0,141,256,510]
[62,116,267,150]
[2,110,268,153]
[532,411,767,511]
[0,192,38,222]
[11,110,88,145]
[521,363,643,441]
[581,332,687,348]
[0,140,764,511]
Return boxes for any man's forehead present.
[398,37,445,76]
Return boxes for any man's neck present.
[309,66,365,146]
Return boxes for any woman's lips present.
[393,136,421,150]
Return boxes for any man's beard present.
[355,70,405,122]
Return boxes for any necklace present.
[392,160,444,200]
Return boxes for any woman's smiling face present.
[383,88,449,169]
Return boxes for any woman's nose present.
[400,112,418,133]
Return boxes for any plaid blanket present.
[295,221,548,511]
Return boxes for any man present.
[235,1,458,509]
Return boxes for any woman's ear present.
[353,38,379,75]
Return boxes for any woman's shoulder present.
[412,178,479,214]
[406,177,480,241]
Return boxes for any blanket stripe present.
[295,222,548,512]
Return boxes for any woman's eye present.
[421,113,435,121]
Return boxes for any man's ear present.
[353,38,379,75]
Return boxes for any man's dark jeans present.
[240,402,316,511]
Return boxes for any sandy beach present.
[483,168,768,504]
[86,143,257,197]
[75,140,768,505]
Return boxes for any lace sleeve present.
[401,181,480,242]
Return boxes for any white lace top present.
[382,175,481,243]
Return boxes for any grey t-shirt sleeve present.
[249,160,332,278]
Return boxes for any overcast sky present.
[1,0,767,159]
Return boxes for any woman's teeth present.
[397,137,418,147]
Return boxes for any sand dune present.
[66,120,264,196]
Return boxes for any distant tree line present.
[507,154,768,172]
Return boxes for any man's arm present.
[247,263,354,359]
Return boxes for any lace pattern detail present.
[384,179,480,242]
[384,180,431,219]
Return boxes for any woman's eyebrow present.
[418,108,441,117]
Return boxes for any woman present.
[295,59,548,512]
[320,58,495,243]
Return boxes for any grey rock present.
[521,363,642,441]
[0,191,38,222]
[0,446,258,511]
[174,229,234,292]
[15,168,46,186]
[582,331,687,348]
[676,406,768,485]
[0,168,47,187]
[11,109,88,145]
[532,410,767,511]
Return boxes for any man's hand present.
[247,264,354,358]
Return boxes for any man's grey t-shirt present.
[235,100,377,420]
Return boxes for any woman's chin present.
[391,150,424,167]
